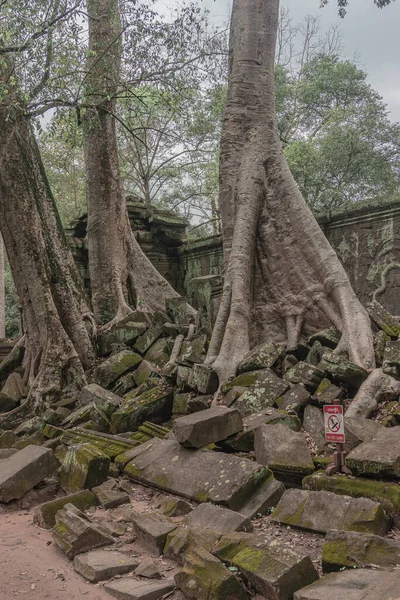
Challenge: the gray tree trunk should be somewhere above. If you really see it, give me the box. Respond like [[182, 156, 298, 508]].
[[0, 62, 95, 418], [0, 234, 5, 338], [84, 0, 180, 326], [207, 0, 375, 383]]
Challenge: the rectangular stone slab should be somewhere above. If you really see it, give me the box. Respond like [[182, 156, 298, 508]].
[[346, 427, 400, 477], [322, 530, 400, 572], [173, 406, 243, 448], [124, 438, 273, 510], [272, 489, 390, 536], [73, 549, 139, 582], [33, 490, 98, 529], [184, 502, 252, 534], [104, 578, 175, 600], [0, 445, 58, 503], [293, 568, 400, 600]]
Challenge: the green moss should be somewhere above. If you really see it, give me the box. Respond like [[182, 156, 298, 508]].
[[194, 490, 209, 503], [232, 546, 266, 571], [322, 539, 353, 571], [221, 372, 261, 393]]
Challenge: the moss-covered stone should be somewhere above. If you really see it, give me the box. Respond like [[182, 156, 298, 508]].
[[111, 386, 173, 434], [93, 350, 142, 389], [58, 443, 110, 494], [60, 427, 139, 458], [303, 470, 400, 526], [33, 490, 98, 529]]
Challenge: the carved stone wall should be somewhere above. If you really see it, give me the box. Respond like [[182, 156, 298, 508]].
[[67, 196, 400, 317]]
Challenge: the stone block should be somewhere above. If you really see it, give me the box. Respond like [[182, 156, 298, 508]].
[[234, 370, 290, 416], [0, 445, 58, 503], [173, 406, 243, 448], [53, 504, 114, 558], [0, 448, 18, 459], [158, 497, 192, 517], [303, 470, 400, 527], [74, 549, 139, 582], [0, 393, 17, 413], [382, 339, 400, 379], [144, 337, 174, 368], [59, 443, 110, 494], [213, 531, 319, 599], [238, 340, 284, 373], [188, 363, 218, 394], [177, 335, 207, 366], [318, 350, 368, 388], [92, 479, 130, 509], [133, 513, 177, 554], [175, 547, 249, 600], [312, 378, 342, 406], [255, 423, 315, 485], [94, 350, 142, 389], [134, 319, 164, 355], [0, 430, 18, 448], [111, 386, 173, 434], [343, 417, 384, 453], [60, 427, 139, 458], [322, 529, 400, 572], [346, 426, 400, 477], [33, 490, 98, 529], [302, 405, 326, 452], [367, 300, 400, 337], [272, 489, 390, 535], [124, 438, 275, 510], [283, 362, 325, 390], [308, 329, 341, 349], [238, 473, 285, 519], [164, 527, 220, 564], [134, 557, 161, 579], [276, 384, 311, 413], [97, 322, 147, 356], [293, 568, 400, 600], [79, 384, 122, 417], [104, 578, 175, 600], [184, 503, 252, 534]]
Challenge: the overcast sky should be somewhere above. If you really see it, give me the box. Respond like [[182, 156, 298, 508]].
[[157, 0, 400, 122]]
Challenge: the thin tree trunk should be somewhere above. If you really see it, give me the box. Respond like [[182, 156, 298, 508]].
[[0, 234, 5, 338], [207, 0, 374, 383], [0, 69, 95, 416], [84, 0, 180, 326]]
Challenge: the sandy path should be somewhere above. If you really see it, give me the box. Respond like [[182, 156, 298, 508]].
[[0, 511, 110, 600]]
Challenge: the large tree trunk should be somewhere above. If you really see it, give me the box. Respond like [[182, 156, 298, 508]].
[[0, 75, 95, 416], [207, 0, 375, 383], [84, 0, 180, 326], [0, 234, 5, 338]]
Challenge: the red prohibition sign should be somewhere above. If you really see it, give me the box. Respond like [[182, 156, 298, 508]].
[[328, 414, 341, 432]]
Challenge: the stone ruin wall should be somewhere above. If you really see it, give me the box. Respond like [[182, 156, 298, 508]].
[[66, 196, 400, 327]]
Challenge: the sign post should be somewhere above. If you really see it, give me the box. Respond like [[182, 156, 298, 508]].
[[324, 400, 351, 476]]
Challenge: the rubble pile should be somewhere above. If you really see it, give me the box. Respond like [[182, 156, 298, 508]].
[[1, 298, 400, 599]]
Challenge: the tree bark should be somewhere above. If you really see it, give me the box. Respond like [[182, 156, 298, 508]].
[[207, 0, 375, 383], [84, 0, 180, 326], [0, 70, 95, 415], [0, 234, 5, 338]]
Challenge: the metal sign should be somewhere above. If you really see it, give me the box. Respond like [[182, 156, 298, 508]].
[[324, 404, 345, 443]]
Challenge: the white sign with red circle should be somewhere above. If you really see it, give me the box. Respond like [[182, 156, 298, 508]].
[[324, 405, 345, 443]]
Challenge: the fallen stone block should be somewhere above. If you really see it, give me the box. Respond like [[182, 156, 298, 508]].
[[218, 408, 301, 453], [92, 479, 130, 509], [111, 386, 173, 434], [0, 392, 17, 413], [14, 429, 45, 450], [73, 549, 139, 582], [184, 502, 252, 534], [61, 403, 94, 428], [53, 504, 114, 558], [238, 340, 284, 374], [276, 384, 311, 413], [0, 448, 18, 459], [105, 578, 175, 600], [158, 497, 192, 517], [237, 473, 285, 519], [188, 363, 218, 394], [175, 547, 249, 600], [283, 362, 325, 390], [79, 384, 122, 417], [0, 430, 18, 448], [255, 423, 314, 485], [312, 378, 342, 407], [60, 427, 139, 458], [302, 405, 326, 452], [0, 445, 58, 503], [308, 329, 341, 349], [164, 526, 220, 564], [343, 417, 384, 453], [145, 337, 174, 367], [97, 322, 147, 356], [133, 513, 177, 554], [213, 531, 319, 599], [132, 360, 160, 387], [221, 386, 248, 407], [134, 317, 164, 355], [173, 407, 243, 448], [33, 490, 98, 529], [134, 557, 161, 579], [124, 438, 275, 510], [94, 350, 142, 389], [346, 426, 400, 477], [59, 443, 110, 494], [303, 470, 400, 527], [234, 370, 290, 416], [382, 339, 400, 379], [318, 350, 368, 388], [293, 568, 400, 600], [272, 489, 390, 535], [322, 529, 400, 572]]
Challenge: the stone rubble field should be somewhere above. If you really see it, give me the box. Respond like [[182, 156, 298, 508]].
[[1, 298, 400, 599]]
